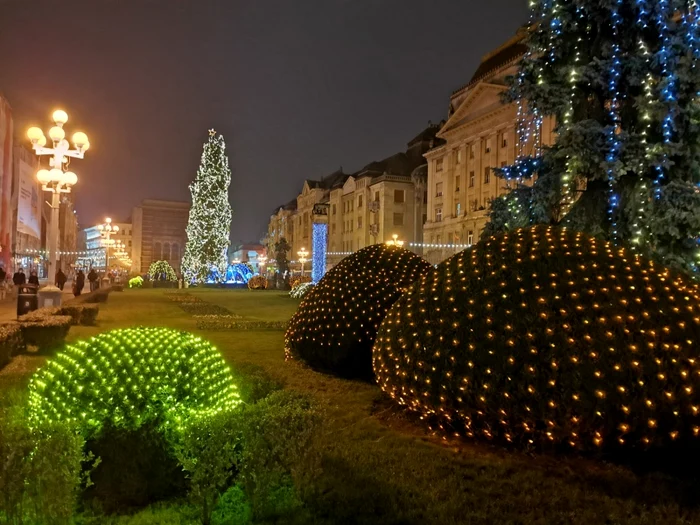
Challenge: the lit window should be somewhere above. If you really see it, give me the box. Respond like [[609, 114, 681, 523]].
[[455, 202, 461, 216], [469, 172, 475, 187], [467, 230, 474, 245], [435, 208, 443, 222], [484, 167, 491, 184]]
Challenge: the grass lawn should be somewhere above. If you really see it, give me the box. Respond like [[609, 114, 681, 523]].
[[3, 288, 700, 524]]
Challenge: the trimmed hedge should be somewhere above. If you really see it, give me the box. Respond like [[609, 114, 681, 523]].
[[285, 244, 432, 379], [58, 304, 100, 326], [0, 324, 24, 368], [20, 316, 72, 353], [373, 226, 700, 452], [69, 287, 112, 305], [248, 276, 269, 290]]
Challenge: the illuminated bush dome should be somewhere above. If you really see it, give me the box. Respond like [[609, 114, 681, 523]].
[[148, 260, 177, 282], [28, 327, 241, 435], [373, 226, 700, 452], [285, 244, 432, 379], [248, 275, 268, 290]]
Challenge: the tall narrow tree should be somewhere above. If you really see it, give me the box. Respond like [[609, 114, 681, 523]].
[[182, 130, 232, 283], [485, 0, 700, 275]]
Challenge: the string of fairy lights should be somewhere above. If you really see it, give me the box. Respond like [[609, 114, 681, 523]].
[[605, 0, 623, 241]]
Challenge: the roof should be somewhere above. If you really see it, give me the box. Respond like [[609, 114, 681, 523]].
[[357, 152, 417, 178], [452, 31, 527, 97], [407, 121, 443, 147]]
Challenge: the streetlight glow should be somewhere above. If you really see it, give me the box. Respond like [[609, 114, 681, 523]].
[[298, 247, 309, 276], [386, 234, 404, 247]]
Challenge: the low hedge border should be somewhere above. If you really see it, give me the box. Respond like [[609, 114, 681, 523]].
[[195, 318, 288, 331], [20, 315, 72, 353], [19, 305, 99, 326], [68, 287, 112, 305], [0, 324, 25, 368]]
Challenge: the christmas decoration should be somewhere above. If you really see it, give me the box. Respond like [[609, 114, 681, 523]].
[[374, 226, 700, 451], [247, 275, 268, 290], [488, 0, 700, 276], [148, 260, 177, 282], [285, 244, 432, 379], [290, 282, 314, 299], [311, 223, 328, 283], [289, 275, 312, 290], [28, 327, 241, 435], [182, 130, 233, 283], [128, 276, 144, 288]]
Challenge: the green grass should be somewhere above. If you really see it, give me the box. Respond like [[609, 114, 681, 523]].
[[3, 288, 700, 524]]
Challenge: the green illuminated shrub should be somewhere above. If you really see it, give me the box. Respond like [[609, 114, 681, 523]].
[[285, 244, 432, 379], [28, 327, 241, 434], [148, 260, 177, 282], [129, 276, 144, 288], [289, 282, 313, 299], [28, 327, 242, 511], [374, 226, 700, 452]]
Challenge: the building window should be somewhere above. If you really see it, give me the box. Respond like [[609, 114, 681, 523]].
[[436, 234, 441, 244], [436, 182, 443, 197], [456, 150, 462, 164], [394, 190, 405, 203], [435, 208, 443, 222], [374, 191, 379, 202], [422, 213, 427, 225], [332, 223, 337, 234], [129, 240, 132, 247], [455, 175, 461, 192], [467, 230, 474, 245], [469, 171, 475, 187], [455, 202, 461, 216], [470, 199, 478, 212], [436, 158, 444, 172], [358, 195, 363, 208], [357, 216, 362, 229], [485, 138, 492, 153], [501, 132, 508, 148], [484, 167, 491, 184], [393, 212, 404, 226], [470, 144, 475, 159], [332, 204, 336, 215]]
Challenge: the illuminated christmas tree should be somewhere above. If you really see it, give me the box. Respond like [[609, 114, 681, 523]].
[[182, 130, 232, 283], [486, 0, 700, 274]]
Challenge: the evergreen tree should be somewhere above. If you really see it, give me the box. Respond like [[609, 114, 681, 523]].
[[274, 238, 291, 281], [182, 130, 233, 283], [487, 0, 700, 274]]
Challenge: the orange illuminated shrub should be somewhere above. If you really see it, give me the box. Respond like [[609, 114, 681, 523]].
[[290, 275, 312, 290], [248, 276, 269, 290], [373, 226, 700, 452], [285, 244, 432, 379]]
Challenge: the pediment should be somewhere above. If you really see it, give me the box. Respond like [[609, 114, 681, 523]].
[[342, 176, 356, 194], [439, 82, 509, 137]]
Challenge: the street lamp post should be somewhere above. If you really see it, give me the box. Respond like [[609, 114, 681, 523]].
[[97, 218, 119, 273], [386, 234, 405, 247], [297, 247, 308, 276], [27, 110, 88, 284]]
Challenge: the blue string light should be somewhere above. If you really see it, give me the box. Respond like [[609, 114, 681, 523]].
[[311, 222, 328, 283], [606, 0, 623, 240]]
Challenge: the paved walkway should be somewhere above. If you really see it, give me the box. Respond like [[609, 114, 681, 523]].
[[0, 280, 77, 323]]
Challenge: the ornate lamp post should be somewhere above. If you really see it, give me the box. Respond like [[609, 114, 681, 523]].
[[97, 218, 119, 271], [386, 234, 405, 247], [297, 247, 308, 276], [27, 109, 88, 284]]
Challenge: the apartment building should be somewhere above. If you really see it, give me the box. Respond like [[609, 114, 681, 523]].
[[422, 32, 556, 264]]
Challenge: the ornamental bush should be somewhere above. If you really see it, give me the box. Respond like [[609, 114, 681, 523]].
[[289, 275, 312, 290], [248, 275, 269, 290], [28, 327, 241, 510], [373, 226, 700, 453], [148, 260, 177, 282], [285, 244, 432, 379], [290, 282, 314, 299]]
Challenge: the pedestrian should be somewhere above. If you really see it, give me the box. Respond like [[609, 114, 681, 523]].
[[13, 267, 26, 286], [88, 268, 98, 292], [74, 269, 85, 297], [0, 266, 6, 301], [28, 270, 39, 286], [55, 268, 67, 291]]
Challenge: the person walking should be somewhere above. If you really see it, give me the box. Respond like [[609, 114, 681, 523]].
[[74, 270, 85, 297], [28, 270, 39, 286], [0, 266, 7, 301], [88, 268, 98, 292], [55, 268, 67, 291]]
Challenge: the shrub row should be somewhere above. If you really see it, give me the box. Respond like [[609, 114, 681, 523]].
[[20, 304, 99, 327], [0, 324, 24, 369], [68, 286, 112, 305], [195, 317, 288, 331]]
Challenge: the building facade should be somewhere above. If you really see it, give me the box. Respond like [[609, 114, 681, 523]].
[[131, 199, 189, 275], [422, 33, 556, 264]]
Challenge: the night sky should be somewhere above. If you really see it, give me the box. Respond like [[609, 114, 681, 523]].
[[0, 0, 528, 243]]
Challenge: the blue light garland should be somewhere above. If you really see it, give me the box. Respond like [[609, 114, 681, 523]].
[[606, 0, 623, 239], [311, 222, 328, 284]]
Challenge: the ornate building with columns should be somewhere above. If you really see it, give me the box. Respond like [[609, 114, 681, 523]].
[[422, 32, 556, 264]]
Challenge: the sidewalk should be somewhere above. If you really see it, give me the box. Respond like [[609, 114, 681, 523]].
[[0, 280, 77, 323]]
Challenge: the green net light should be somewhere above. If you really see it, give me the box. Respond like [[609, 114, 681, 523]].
[[374, 226, 700, 451], [28, 327, 241, 435]]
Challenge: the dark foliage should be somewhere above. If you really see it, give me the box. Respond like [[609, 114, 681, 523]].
[[374, 226, 700, 453], [285, 244, 432, 379]]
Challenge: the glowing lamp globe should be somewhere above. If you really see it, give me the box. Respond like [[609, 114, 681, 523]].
[[36, 169, 51, 185], [48, 168, 63, 183], [113, 225, 120, 233], [63, 171, 78, 186], [48, 126, 65, 142], [72, 131, 88, 148], [27, 127, 44, 143], [37, 135, 47, 147], [83, 142, 91, 152], [52, 109, 68, 125]]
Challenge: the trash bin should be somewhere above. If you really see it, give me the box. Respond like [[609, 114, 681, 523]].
[[38, 285, 63, 308], [17, 285, 38, 317]]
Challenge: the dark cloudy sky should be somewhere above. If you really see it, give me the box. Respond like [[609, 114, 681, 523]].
[[0, 0, 527, 243]]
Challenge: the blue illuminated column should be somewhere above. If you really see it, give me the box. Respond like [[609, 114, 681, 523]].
[[311, 203, 329, 283], [312, 223, 328, 283]]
